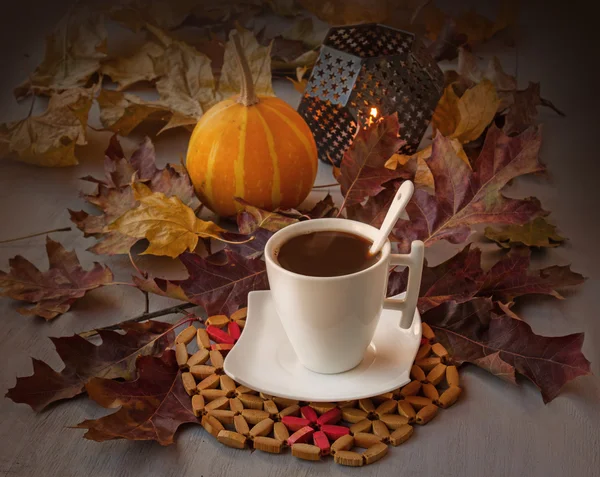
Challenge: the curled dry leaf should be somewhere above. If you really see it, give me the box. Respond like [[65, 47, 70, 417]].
[[134, 250, 268, 316], [389, 126, 546, 252], [485, 217, 565, 248], [69, 135, 199, 255], [236, 198, 302, 234], [77, 350, 199, 445], [424, 298, 591, 403], [388, 245, 585, 313], [5, 320, 174, 411], [1, 87, 93, 167], [100, 41, 165, 90], [0, 237, 113, 319], [432, 79, 500, 144], [14, 8, 107, 99], [109, 182, 225, 258], [337, 114, 407, 211]]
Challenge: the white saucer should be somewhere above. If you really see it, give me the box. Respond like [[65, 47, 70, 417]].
[[224, 290, 422, 402]]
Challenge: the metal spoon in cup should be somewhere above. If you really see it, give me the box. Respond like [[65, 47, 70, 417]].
[[368, 181, 414, 256]]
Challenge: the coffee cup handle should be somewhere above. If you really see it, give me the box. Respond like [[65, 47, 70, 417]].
[[383, 240, 424, 329]]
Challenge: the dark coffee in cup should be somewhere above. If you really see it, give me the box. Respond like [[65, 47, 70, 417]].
[[275, 231, 379, 277]]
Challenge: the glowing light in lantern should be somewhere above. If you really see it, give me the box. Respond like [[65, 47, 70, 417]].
[[366, 107, 379, 127], [370, 108, 378, 118]]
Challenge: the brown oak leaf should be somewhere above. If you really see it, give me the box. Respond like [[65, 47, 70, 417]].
[[485, 217, 565, 248], [5, 320, 174, 411], [390, 125, 546, 252], [337, 114, 406, 211], [0, 237, 113, 319], [134, 250, 268, 315], [77, 350, 199, 445], [424, 298, 591, 403]]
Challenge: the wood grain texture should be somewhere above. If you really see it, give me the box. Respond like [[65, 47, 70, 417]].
[[1, 0, 600, 476]]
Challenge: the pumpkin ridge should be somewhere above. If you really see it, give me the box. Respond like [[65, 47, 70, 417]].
[[261, 102, 318, 179], [204, 126, 231, 209], [253, 108, 281, 209], [234, 107, 248, 200]]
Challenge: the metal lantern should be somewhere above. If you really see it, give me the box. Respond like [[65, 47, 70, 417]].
[[298, 23, 444, 166]]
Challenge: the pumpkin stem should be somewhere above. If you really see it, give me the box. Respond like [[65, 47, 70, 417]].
[[232, 32, 259, 107]]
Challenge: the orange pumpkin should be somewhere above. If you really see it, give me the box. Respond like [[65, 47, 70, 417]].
[[186, 34, 318, 217]]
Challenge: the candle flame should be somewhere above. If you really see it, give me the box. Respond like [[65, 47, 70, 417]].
[[370, 107, 378, 118]]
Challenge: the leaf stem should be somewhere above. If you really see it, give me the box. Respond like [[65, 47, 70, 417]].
[[540, 97, 566, 117], [312, 183, 340, 189], [78, 303, 198, 339], [0, 227, 71, 244]]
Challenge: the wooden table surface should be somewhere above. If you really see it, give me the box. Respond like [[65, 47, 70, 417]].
[[1, 1, 599, 476]]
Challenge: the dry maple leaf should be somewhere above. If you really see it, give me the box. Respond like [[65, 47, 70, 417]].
[[5, 320, 174, 411], [218, 27, 275, 99], [69, 136, 199, 255], [424, 298, 591, 403], [77, 350, 199, 445], [109, 182, 225, 258], [96, 89, 172, 136], [0, 237, 113, 319], [337, 114, 407, 212], [0, 87, 93, 167], [485, 217, 565, 248], [432, 79, 500, 143], [134, 250, 268, 316], [390, 126, 546, 252], [14, 8, 107, 100], [100, 41, 165, 90], [388, 245, 585, 314]]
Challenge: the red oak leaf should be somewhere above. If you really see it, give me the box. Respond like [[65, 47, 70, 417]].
[[423, 298, 591, 403], [5, 320, 174, 411], [388, 245, 584, 313], [69, 135, 199, 255], [390, 125, 546, 252], [134, 250, 268, 315], [77, 350, 198, 445], [0, 237, 113, 319], [337, 114, 407, 211], [479, 247, 585, 302]]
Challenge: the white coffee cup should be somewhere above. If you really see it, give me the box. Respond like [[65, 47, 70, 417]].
[[265, 218, 424, 374]]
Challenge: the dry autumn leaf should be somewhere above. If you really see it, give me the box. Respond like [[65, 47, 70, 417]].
[[485, 217, 565, 248], [388, 245, 584, 314], [69, 136, 199, 255], [0, 237, 113, 319], [14, 8, 107, 99], [100, 41, 165, 90], [432, 79, 500, 143], [5, 320, 175, 411], [337, 114, 407, 211], [1, 87, 93, 167], [287, 66, 309, 93], [235, 198, 302, 234], [108, 182, 225, 258], [385, 138, 470, 192], [389, 126, 546, 252], [218, 28, 275, 99], [424, 298, 591, 403], [77, 350, 199, 445], [134, 250, 268, 316]]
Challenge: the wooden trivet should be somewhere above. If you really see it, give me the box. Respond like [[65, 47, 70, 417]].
[[175, 309, 462, 466]]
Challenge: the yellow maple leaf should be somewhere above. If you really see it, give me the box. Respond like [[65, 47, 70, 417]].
[[108, 183, 226, 258], [0, 87, 93, 167], [432, 79, 500, 144]]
